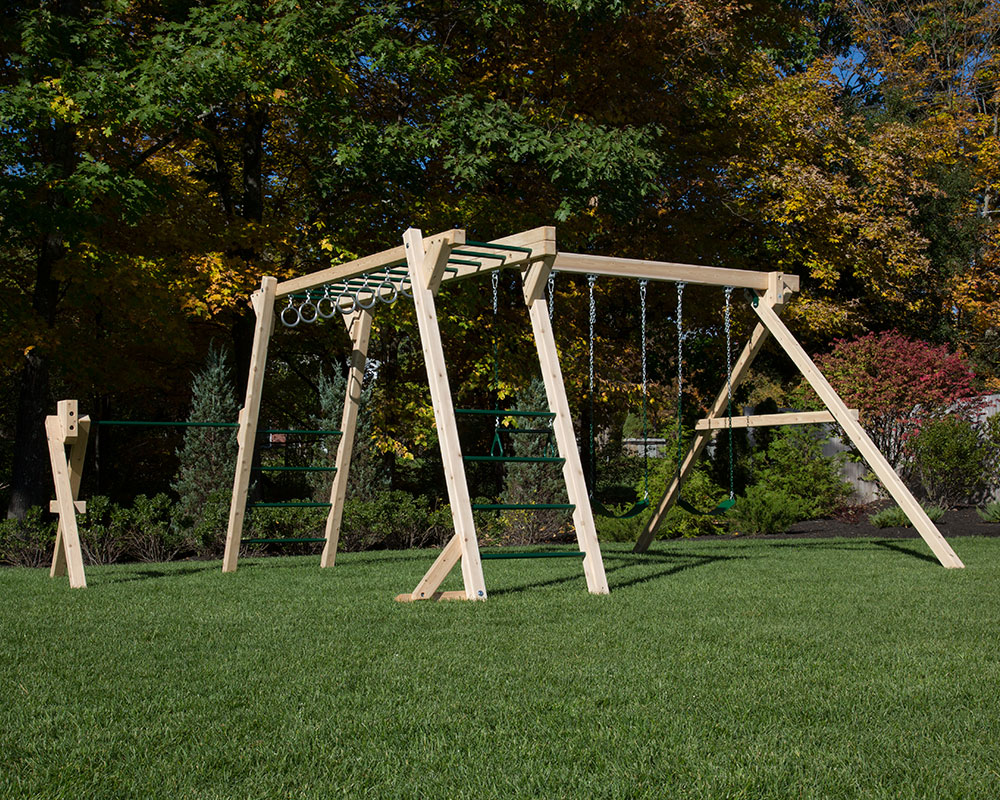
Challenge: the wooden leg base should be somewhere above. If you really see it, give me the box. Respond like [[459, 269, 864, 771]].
[[395, 590, 468, 603]]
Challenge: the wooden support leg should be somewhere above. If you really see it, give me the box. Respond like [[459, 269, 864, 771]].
[[321, 308, 374, 568], [527, 295, 609, 594], [403, 228, 487, 600], [751, 298, 964, 568], [395, 533, 464, 601], [50, 417, 91, 579], [635, 321, 772, 552], [223, 276, 278, 573], [46, 415, 88, 588]]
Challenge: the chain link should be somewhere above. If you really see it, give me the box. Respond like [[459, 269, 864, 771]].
[[588, 274, 597, 491], [675, 282, 685, 476], [639, 279, 649, 499], [547, 270, 555, 321]]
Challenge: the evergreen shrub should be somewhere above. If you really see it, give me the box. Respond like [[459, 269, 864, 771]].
[[869, 504, 945, 528]]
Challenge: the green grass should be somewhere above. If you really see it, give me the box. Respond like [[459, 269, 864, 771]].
[[3, 538, 1000, 799]]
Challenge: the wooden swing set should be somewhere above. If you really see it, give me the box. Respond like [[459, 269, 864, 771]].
[[46, 225, 964, 592]]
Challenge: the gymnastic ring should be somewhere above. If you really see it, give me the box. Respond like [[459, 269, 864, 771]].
[[280, 303, 301, 327], [378, 278, 397, 304], [298, 299, 319, 324]]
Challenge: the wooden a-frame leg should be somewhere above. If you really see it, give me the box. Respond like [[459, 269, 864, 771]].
[[635, 321, 771, 552], [527, 295, 609, 594], [50, 417, 91, 579], [321, 308, 373, 568], [403, 228, 487, 601], [46, 416, 87, 588], [223, 276, 278, 573], [751, 298, 964, 569]]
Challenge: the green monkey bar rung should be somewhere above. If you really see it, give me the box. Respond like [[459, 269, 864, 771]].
[[480, 550, 586, 560], [252, 466, 338, 472], [451, 249, 506, 261], [454, 409, 556, 419], [464, 456, 564, 464], [241, 537, 327, 545], [465, 240, 533, 254], [246, 502, 332, 508], [96, 420, 238, 428], [447, 258, 482, 267], [257, 428, 342, 436], [471, 503, 575, 511]]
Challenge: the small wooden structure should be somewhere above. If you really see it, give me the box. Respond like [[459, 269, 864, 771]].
[[45, 400, 90, 589], [46, 225, 964, 589]]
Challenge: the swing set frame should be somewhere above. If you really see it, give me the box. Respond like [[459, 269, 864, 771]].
[[45, 225, 963, 592]]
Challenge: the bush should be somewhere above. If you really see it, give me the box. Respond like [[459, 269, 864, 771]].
[[906, 416, 987, 507], [125, 493, 190, 562], [748, 426, 852, 519], [0, 506, 56, 567], [338, 490, 451, 551], [869, 504, 945, 528], [78, 495, 128, 565], [727, 485, 807, 535], [976, 501, 1000, 523]]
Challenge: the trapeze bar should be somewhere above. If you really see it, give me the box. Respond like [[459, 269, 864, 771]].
[[454, 408, 556, 418], [97, 420, 238, 428], [553, 252, 799, 292]]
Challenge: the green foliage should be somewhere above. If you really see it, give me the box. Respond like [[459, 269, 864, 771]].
[[907, 416, 987, 507], [977, 501, 1000, 523], [0, 507, 55, 567], [307, 369, 346, 501], [727, 485, 808, 536], [338, 490, 451, 551], [170, 347, 238, 551], [748, 426, 852, 519], [869, 504, 945, 528]]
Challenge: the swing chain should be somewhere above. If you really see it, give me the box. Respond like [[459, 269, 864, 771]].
[[724, 286, 734, 501], [639, 279, 649, 500], [547, 270, 555, 321], [588, 274, 597, 492], [675, 282, 685, 477]]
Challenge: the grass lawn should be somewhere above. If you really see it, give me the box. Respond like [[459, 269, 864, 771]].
[[3, 537, 1000, 799]]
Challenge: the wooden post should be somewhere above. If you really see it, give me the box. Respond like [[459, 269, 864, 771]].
[[403, 228, 487, 600], [223, 276, 278, 573], [634, 321, 772, 552], [751, 297, 964, 568], [320, 308, 373, 567], [46, 409, 89, 589], [526, 289, 609, 594]]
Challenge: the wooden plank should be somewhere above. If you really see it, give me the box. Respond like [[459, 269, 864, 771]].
[[635, 321, 772, 552], [275, 229, 463, 298], [422, 231, 464, 293], [522, 255, 555, 305], [527, 297, 609, 594], [45, 416, 87, 588], [401, 533, 464, 601], [404, 228, 488, 600], [395, 590, 467, 603], [50, 500, 86, 513], [57, 399, 79, 443], [320, 308, 373, 568], [554, 253, 800, 293], [752, 298, 964, 569], [223, 276, 277, 573], [694, 410, 859, 431]]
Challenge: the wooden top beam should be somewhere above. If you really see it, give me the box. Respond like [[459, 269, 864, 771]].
[[275, 230, 465, 298], [552, 252, 799, 293]]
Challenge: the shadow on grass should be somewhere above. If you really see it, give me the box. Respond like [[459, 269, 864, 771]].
[[96, 563, 221, 584], [762, 537, 942, 565], [487, 549, 752, 597]]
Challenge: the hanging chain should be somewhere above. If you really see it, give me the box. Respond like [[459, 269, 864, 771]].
[[724, 286, 735, 501], [675, 282, 685, 477], [491, 271, 501, 446], [588, 274, 597, 493], [547, 270, 555, 321], [640, 279, 649, 500]]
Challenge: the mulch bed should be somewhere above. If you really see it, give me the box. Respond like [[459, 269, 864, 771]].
[[761, 504, 1000, 540]]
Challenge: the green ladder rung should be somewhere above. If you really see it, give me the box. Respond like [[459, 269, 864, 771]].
[[253, 466, 338, 472], [242, 537, 327, 545], [97, 420, 238, 428], [246, 502, 332, 508], [480, 550, 586, 560], [257, 428, 341, 436], [464, 456, 564, 464], [454, 408, 556, 418], [472, 503, 575, 511]]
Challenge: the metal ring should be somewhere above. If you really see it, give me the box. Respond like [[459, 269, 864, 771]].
[[280, 302, 300, 328], [356, 287, 376, 309], [378, 278, 397, 304], [298, 297, 318, 324], [400, 278, 413, 298], [317, 293, 338, 319], [337, 290, 355, 314]]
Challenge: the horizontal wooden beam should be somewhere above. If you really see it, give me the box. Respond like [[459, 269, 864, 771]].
[[694, 410, 858, 430], [275, 230, 464, 298], [553, 252, 799, 293]]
